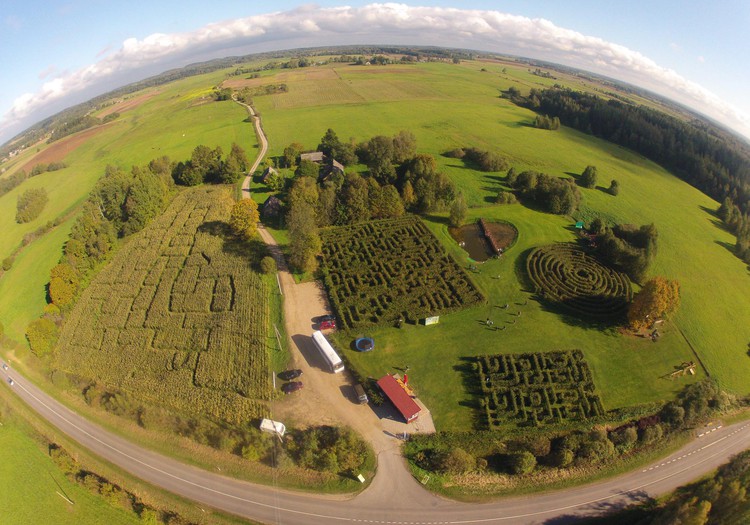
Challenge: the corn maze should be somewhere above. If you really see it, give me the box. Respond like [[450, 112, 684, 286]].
[[55, 187, 271, 424], [474, 351, 604, 429], [320, 216, 483, 330], [526, 244, 632, 319]]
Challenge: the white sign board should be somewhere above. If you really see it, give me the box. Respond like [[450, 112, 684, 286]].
[[424, 316, 440, 326]]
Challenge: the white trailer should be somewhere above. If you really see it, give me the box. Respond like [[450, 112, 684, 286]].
[[259, 418, 286, 437]]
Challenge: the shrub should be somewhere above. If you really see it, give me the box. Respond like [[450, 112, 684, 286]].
[[260, 256, 276, 274], [508, 451, 537, 475], [444, 148, 465, 159], [610, 426, 638, 452], [436, 447, 476, 474], [551, 447, 574, 468], [495, 191, 517, 204], [609, 179, 620, 196], [640, 423, 664, 444], [2, 257, 14, 271]]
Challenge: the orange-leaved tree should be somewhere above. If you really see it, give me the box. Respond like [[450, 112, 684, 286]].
[[627, 276, 680, 330]]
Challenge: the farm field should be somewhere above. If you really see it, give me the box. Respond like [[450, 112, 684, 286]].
[[53, 186, 272, 425], [0, 69, 255, 350], [0, 418, 139, 525], [245, 59, 748, 425], [320, 216, 483, 329]]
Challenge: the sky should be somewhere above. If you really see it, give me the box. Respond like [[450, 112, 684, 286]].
[[2, 1, 750, 145]]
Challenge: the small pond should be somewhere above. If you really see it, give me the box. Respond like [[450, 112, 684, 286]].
[[449, 220, 519, 262], [449, 223, 494, 262]]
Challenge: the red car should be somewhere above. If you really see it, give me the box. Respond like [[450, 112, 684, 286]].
[[282, 381, 303, 394], [318, 314, 336, 330]]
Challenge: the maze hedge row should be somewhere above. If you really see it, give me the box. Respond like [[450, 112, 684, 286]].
[[320, 216, 483, 330], [55, 187, 271, 424], [474, 351, 604, 429], [526, 244, 632, 319]]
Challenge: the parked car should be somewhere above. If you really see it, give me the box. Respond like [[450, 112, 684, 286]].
[[1, 362, 8, 370], [7, 378, 14, 386], [318, 314, 337, 330], [278, 369, 303, 381], [281, 381, 303, 394]]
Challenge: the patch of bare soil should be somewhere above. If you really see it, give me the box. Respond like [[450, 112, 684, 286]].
[[21, 123, 114, 173], [98, 92, 158, 118]]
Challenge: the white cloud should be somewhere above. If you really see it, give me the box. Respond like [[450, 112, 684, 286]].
[[3, 3, 750, 141], [669, 42, 682, 52], [697, 55, 705, 63]]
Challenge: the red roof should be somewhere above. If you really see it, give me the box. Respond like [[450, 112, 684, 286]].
[[377, 375, 421, 422]]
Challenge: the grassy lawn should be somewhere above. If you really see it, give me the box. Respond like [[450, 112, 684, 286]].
[[332, 206, 700, 430], [0, 217, 74, 343], [0, 416, 138, 525], [249, 60, 749, 427]]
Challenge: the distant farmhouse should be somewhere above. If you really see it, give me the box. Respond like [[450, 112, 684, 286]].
[[262, 195, 283, 219], [300, 151, 345, 183]]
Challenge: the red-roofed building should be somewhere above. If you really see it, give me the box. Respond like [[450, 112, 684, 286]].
[[377, 375, 421, 422]]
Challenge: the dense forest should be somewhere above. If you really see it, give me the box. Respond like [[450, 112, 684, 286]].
[[513, 87, 750, 263]]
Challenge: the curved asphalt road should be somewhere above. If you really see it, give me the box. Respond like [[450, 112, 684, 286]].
[[2, 366, 749, 524], [1, 101, 748, 524]]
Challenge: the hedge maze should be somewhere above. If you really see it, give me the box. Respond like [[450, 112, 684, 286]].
[[320, 216, 483, 330], [526, 244, 632, 319], [55, 187, 271, 424], [474, 351, 604, 429]]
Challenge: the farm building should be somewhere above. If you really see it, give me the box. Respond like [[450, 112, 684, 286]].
[[261, 166, 278, 184], [377, 374, 421, 423], [300, 151, 325, 163], [262, 195, 283, 219], [320, 159, 345, 182]]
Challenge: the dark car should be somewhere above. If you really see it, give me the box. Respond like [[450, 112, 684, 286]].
[[281, 381, 303, 394], [278, 369, 303, 381]]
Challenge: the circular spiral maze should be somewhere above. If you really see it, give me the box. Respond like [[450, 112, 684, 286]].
[[526, 244, 632, 319]]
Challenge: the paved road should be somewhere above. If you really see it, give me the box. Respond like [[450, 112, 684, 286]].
[[3, 364, 749, 524]]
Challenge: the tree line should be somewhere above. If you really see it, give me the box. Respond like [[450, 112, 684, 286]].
[[25, 156, 174, 357], [513, 87, 750, 264]]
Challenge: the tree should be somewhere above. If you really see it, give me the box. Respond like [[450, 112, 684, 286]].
[[628, 276, 680, 330], [362, 135, 396, 185], [295, 159, 320, 179], [580, 165, 598, 188], [392, 130, 417, 164], [282, 142, 304, 168], [370, 184, 405, 219], [229, 199, 260, 240], [218, 143, 249, 184], [26, 317, 58, 357], [339, 173, 371, 224], [609, 179, 620, 196], [49, 263, 79, 308], [401, 180, 416, 209], [449, 193, 467, 227]]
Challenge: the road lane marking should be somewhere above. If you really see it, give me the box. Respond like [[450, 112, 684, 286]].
[[9, 377, 750, 524]]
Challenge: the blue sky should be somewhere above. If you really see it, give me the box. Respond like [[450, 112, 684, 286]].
[[2, 1, 749, 143]]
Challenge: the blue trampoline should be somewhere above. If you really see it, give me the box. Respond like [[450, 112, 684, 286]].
[[355, 337, 375, 352]]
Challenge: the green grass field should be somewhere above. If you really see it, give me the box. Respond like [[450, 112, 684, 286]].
[[0, 419, 138, 525], [1, 57, 748, 439], [247, 60, 749, 428]]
